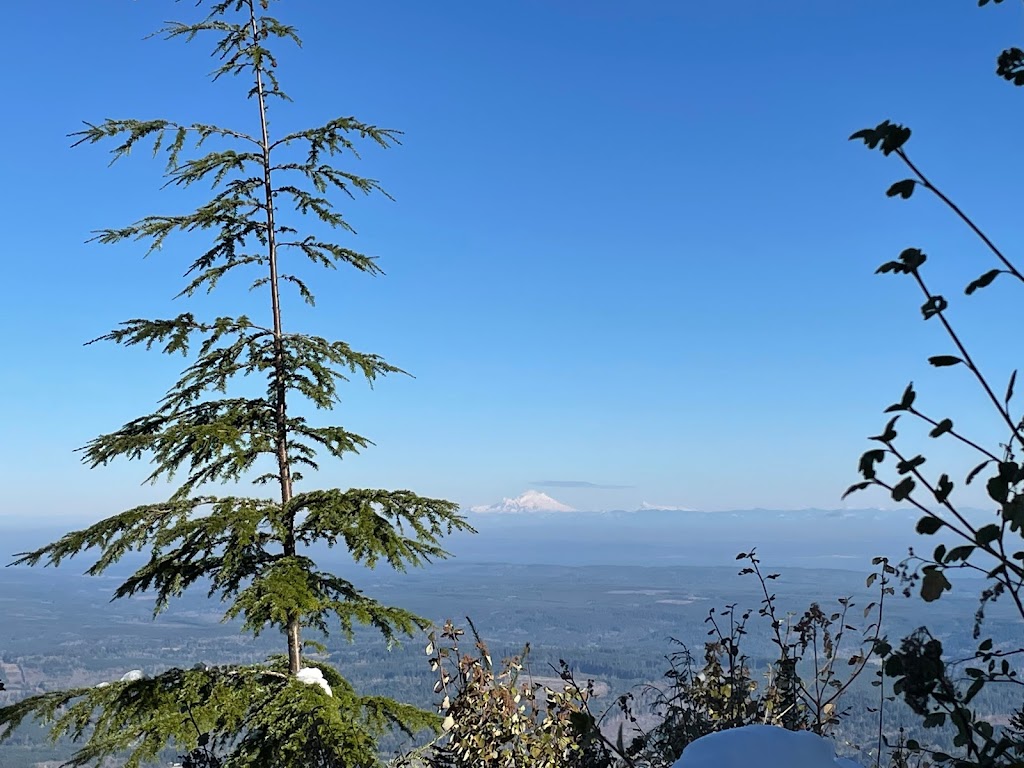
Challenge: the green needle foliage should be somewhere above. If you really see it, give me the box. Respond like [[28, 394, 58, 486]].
[[0, 1, 472, 766]]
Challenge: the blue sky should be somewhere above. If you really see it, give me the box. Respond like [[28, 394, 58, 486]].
[[2, 0, 1021, 521]]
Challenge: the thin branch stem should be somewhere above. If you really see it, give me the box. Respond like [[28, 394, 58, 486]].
[[910, 270, 1023, 444], [896, 148, 1024, 284], [906, 407, 1002, 462], [870, 472, 1024, 583]]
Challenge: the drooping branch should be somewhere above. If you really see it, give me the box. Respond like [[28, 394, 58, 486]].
[[291, 488, 474, 569]]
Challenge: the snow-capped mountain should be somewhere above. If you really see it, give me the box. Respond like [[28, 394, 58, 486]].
[[469, 490, 576, 514], [637, 501, 698, 512]]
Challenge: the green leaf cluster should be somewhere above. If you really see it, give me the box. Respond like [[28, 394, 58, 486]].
[[847, 2, 1024, 764]]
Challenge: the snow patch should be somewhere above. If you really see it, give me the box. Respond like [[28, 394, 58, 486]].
[[672, 725, 862, 768], [296, 667, 333, 697], [95, 669, 145, 687]]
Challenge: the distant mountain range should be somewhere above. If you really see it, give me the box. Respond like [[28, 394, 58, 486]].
[[6, 495, 998, 572], [451, 493, 999, 570], [468, 490, 702, 514], [465, 489, 917, 517]]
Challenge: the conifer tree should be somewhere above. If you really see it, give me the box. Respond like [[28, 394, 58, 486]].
[[0, 1, 471, 765]]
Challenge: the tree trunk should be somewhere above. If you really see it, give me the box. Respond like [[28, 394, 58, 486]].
[[249, 0, 302, 677]]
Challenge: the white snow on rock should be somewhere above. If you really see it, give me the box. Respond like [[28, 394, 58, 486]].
[[95, 670, 144, 688], [672, 725, 863, 768], [296, 667, 333, 697], [470, 490, 577, 514]]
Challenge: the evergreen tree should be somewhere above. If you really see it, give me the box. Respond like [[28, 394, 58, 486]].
[[0, 1, 471, 765]]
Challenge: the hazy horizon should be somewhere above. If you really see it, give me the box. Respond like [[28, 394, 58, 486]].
[[5, 503, 964, 574]]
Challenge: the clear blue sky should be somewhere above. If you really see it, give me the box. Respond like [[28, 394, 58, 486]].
[[2, 0, 1020, 521]]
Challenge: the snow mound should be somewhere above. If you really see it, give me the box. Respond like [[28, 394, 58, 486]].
[[120, 670, 144, 682], [672, 725, 862, 768], [295, 667, 333, 697]]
